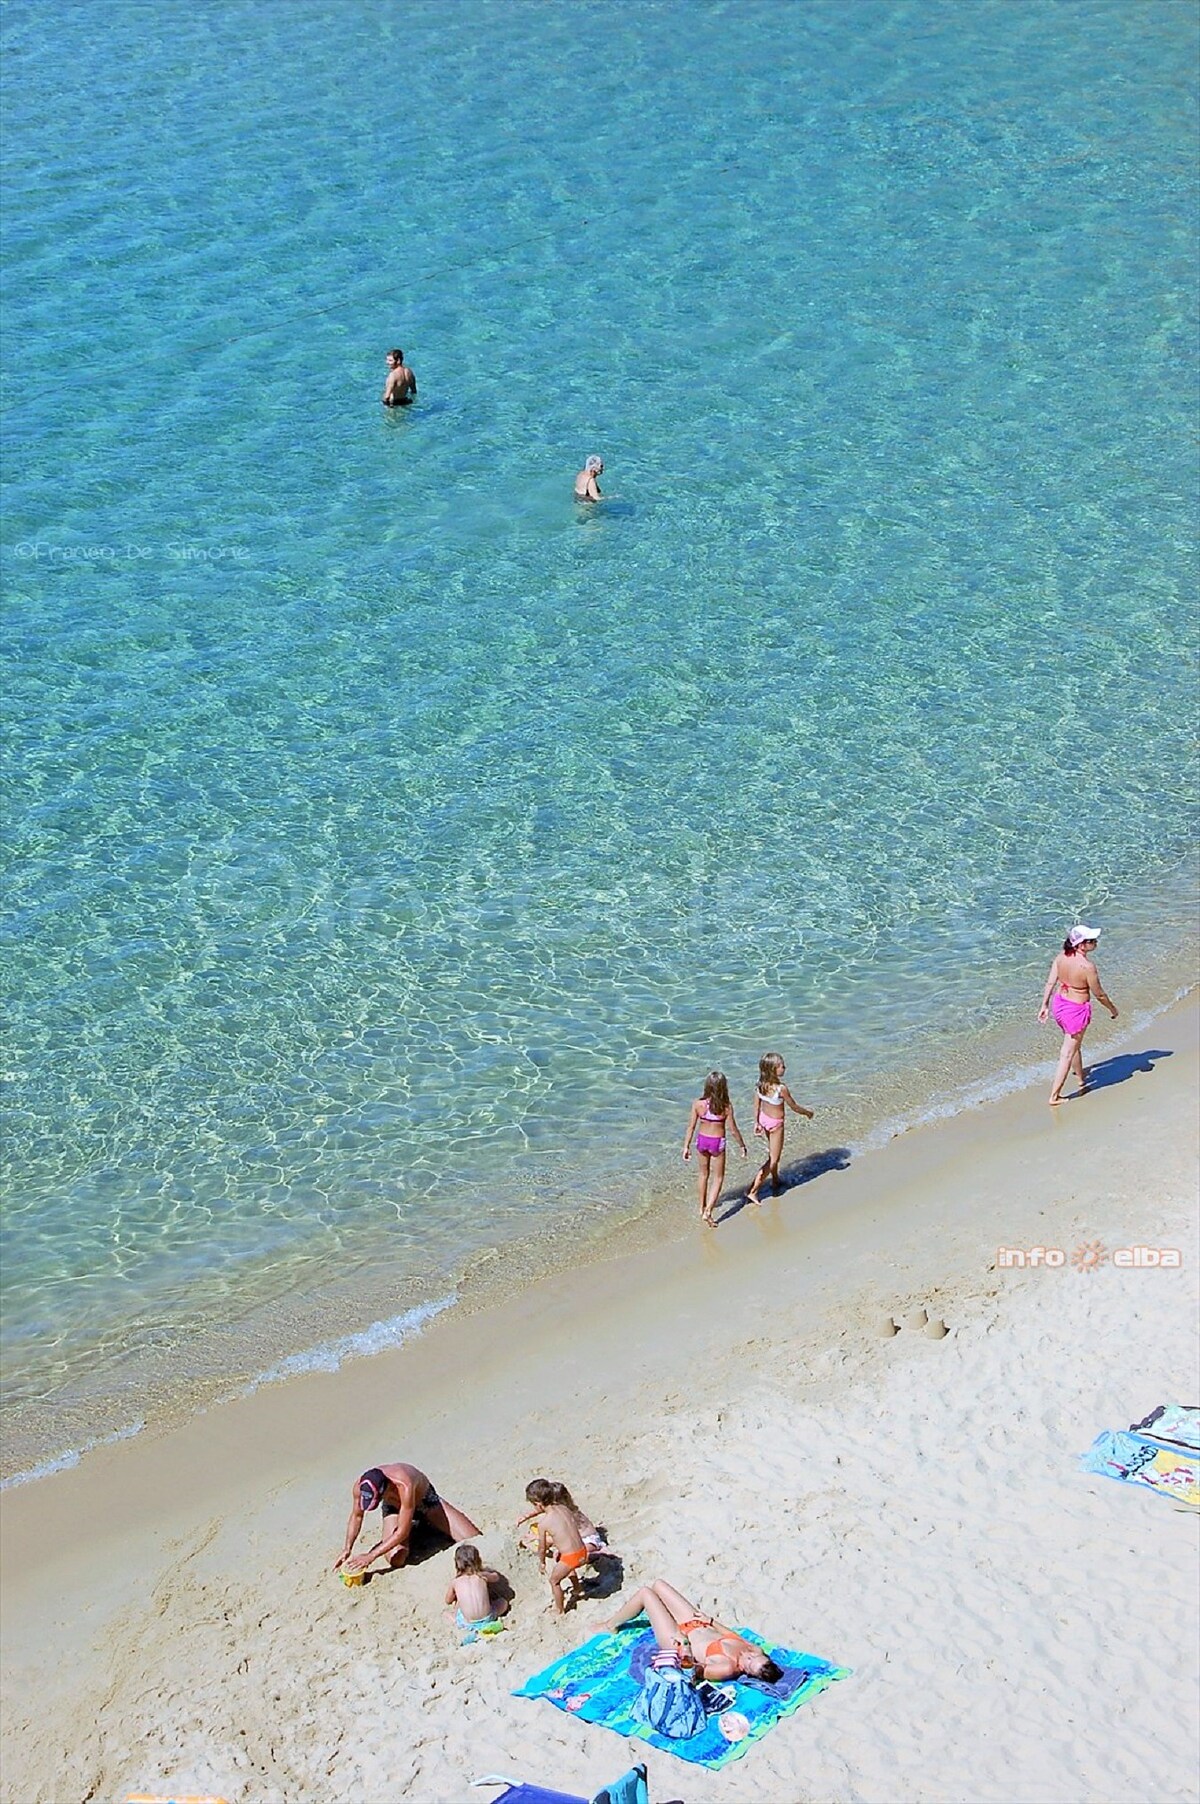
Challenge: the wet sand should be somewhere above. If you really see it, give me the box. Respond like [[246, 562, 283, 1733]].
[[2, 998, 1197, 1804]]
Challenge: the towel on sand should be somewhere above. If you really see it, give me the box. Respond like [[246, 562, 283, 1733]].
[[515, 1623, 849, 1769], [1129, 1404, 1200, 1452], [1081, 1430, 1199, 1510]]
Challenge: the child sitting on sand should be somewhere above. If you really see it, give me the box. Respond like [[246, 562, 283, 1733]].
[[443, 1544, 509, 1637], [519, 1481, 595, 1614]]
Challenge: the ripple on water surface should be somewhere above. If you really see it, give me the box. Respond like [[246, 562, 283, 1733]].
[[1, 0, 1197, 1475]]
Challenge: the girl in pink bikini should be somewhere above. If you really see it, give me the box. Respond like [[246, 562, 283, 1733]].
[[1038, 925, 1119, 1106], [683, 1070, 747, 1228], [746, 1052, 815, 1205]]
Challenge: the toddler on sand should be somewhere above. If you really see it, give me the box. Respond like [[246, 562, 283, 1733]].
[[444, 1543, 509, 1636], [518, 1480, 597, 1614], [517, 1477, 609, 1558]]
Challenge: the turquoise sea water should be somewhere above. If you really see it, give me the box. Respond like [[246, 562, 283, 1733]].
[[2, 0, 1197, 1476]]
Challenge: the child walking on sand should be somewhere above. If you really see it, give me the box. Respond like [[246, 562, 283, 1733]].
[[517, 1479, 610, 1560], [746, 1052, 814, 1205], [443, 1544, 509, 1636], [523, 1485, 592, 1614], [684, 1070, 747, 1228]]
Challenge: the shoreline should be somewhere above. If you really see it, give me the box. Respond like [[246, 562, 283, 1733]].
[[3, 919, 1195, 1489], [2, 994, 1195, 1802]]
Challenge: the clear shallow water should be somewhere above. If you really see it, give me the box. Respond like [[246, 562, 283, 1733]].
[[2, 0, 1197, 1474]]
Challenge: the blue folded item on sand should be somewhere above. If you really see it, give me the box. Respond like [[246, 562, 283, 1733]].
[[488, 1768, 647, 1804], [514, 1623, 850, 1769], [490, 1788, 586, 1804], [591, 1767, 648, 1804]]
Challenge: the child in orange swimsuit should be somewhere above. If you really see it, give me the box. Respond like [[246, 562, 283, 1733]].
[[746, 1052, 814, 1205], [683, 1070, 747, 1228], [517, 1478, 610, 1561], [528, 1491, 592, 1613]]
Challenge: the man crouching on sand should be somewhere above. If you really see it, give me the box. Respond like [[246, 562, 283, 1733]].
[[334, 1462, 480, 1574]]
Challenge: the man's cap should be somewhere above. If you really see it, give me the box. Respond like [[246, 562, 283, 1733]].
[[358, 1467, 388, 1510]]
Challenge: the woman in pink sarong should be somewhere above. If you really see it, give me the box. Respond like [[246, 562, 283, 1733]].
[[1038, 926, 1119, 1106]]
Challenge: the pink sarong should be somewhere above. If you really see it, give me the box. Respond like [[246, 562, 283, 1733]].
[[1052, 991, 1091, 1036]]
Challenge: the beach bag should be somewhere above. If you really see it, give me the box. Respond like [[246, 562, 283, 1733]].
[[639, 1662, 705, 1739]]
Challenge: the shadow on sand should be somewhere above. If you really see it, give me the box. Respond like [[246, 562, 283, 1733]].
[[1083, 1048, 1173, 1093], [713, 1144, 852, 1227], [354, 1518, 457, 1578], [581, 1550, 625, 1600]]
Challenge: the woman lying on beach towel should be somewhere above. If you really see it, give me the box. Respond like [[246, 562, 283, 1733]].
[[597, 1578, 782, 1685]]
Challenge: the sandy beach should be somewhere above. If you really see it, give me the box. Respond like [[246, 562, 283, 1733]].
[[2, 997, 1197, 1804]]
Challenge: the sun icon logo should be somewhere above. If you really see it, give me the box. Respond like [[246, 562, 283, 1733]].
[[1071, 1239, 1108, 1272]]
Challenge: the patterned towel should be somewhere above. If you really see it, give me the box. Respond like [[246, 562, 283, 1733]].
[[514, 1623, 849, 1769], [1129, 1404, 1200, 1453], [1080, 1430, 1200, 1510]]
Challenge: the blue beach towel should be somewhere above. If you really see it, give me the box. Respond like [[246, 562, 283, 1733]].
[[1080, 1430, 1199, 1510], [514, 1623, 849, 1769]]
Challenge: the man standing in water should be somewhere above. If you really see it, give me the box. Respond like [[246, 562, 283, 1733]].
[[382, 348, 417, 406], [334, 1461, 479, 1573]]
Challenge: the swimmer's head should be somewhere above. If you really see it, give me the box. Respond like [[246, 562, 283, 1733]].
[[454, 1543, 483, 1574], [585, 455, 603, 474], [702, 1070, 730, 1113], [759, 1052, 785, 1088], [358, 1467, 388, 1511], [387, 348, 404, 366], [1065, 924, 1101, 954]]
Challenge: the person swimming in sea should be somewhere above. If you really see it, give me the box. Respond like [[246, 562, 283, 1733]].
[[382, 348, 417, 406], [1037, 925, 1118, 1106], [683, 1070, 747, 1228], [574, 455, 605, 501]]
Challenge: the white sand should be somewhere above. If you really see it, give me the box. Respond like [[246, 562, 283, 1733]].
[[2, 1000, 1197, 1804]]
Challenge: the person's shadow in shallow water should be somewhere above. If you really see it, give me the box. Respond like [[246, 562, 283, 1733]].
[[714, 1145, 852, 1227], [1084, 1048, 1173, 1093]]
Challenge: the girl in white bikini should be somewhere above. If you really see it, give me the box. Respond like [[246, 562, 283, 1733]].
[[683, 1070, 747, 1228], [746, 1052, 814, 1205]]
